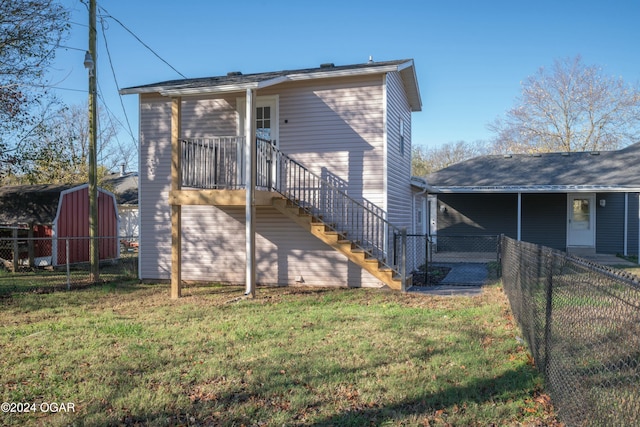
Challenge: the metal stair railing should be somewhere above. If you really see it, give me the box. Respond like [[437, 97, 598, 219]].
[[180, 136, 408, 289], [257, 138, 408, 289]]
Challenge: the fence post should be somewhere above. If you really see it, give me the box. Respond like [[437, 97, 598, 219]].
[[12, 228, 18, 273], [424, 233, 429, 279], [66, 238, 70, 290], [543, 249, 553, 376], [401, 228, 407, 292]]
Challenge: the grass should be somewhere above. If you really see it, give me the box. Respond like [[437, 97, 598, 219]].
[[0, 283, 558, 426], [0, 257, 138, 295]]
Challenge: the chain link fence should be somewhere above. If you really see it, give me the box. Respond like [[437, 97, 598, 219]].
[[501, 235, 640, 426], [406, 234, 500, 286], [0, 235, 138, 296]]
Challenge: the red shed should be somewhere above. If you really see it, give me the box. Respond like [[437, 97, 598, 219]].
[[0, 184, 119, 266]]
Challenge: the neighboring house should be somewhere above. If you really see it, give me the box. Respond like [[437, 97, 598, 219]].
[[425, 143, 640, 256], [0, 184, 120, 267], [102, 169, 139, 240], [121, 59, 423, 294]]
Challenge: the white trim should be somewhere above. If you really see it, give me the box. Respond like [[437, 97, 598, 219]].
[[137, 98, 142, 279], [382, 74, 388, 213], [237, 95, 280, 142], [432, 185, 640, 193], [381, 73, 389, 256], [517, 193, 522, 241], [142, 76, 290, 97]]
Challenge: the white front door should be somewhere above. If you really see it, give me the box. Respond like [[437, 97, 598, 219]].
[[567, 193, 595, 247], [237, 96, 279, 188]]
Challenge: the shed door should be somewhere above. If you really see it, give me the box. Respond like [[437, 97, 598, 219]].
[[567, 193, 595, 247]]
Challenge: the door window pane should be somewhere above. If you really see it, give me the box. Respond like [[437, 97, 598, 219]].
[[256, 106, 271, 140], [572, 199, 590, 230]]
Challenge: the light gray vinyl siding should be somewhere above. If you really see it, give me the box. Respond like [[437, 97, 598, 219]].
[[179, 205, 382, 287], [274, 75, 385, 209], [138, 89, 384, 287], [521, 193, 567, 251], [385, 72, 413, 231], [139, 94, 172, 280], [181, 96, 238, 138]]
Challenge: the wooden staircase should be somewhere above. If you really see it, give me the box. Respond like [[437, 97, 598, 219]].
[[272, 197, 406, 290]]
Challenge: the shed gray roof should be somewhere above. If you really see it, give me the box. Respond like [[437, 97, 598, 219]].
[[0, 184, 76, 225], [426, 143, 640, 193], [120, 59, 422, 111]]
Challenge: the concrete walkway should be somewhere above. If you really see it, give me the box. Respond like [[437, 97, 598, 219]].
[[409, 262, 489, 296], [572, 253, 638, 267]]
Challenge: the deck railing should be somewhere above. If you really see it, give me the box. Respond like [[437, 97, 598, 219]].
[[181, 137, 244, 189], [180, 137, 408, 289]]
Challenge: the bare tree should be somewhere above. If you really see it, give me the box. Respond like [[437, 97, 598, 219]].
[[490, 56, 640, 153], [412, 140, 490, 176], [4, 103, 134, 185], [0, 0, 70, 158]]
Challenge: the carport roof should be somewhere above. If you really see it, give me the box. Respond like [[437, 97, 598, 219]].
[[425, 143, 640, 193]]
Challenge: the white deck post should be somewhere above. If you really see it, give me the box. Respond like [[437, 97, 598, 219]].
[[245, 88, 257, 297]]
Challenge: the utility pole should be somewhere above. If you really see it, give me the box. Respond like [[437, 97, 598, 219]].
[[87, 0, 99, 282]]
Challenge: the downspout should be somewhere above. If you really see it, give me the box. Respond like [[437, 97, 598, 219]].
[[411, 178, 428, 277], [245, 88, 257, 297]]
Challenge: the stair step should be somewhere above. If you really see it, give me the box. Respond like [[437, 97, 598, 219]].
[[273, 195, 403, 291]]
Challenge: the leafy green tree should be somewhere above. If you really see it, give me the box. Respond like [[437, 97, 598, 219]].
[[4, 103, 132, 185], [0, 0, 70, 172]]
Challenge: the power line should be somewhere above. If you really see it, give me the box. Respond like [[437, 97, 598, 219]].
[[99, 15, 137, 149], [97, 5, 188, 79]]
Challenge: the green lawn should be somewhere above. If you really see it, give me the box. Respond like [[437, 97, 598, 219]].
[[0, 283, 558, 426]]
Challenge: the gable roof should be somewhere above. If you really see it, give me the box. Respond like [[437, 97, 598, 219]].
[[0, 184, 76, 225], [120, 59, 422, 111], [426, 143, 640, 193], [102, 172, 138, 205]]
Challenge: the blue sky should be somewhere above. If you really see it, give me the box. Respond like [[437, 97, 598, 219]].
[[50, 0, 640, 165]]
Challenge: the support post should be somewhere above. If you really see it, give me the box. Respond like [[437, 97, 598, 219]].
[[88, 0, 99, 282], [245, 88, 256, 297], [27, 224, 34, 268], [12, 228, 18, 272], [400, 227, 407, 291], [517, 192, 522, 241], [170, 97, 182, 299]]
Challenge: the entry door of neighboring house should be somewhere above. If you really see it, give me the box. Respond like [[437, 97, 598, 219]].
[[567, 193, 596, 247], [237, 96, 279, 188]]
